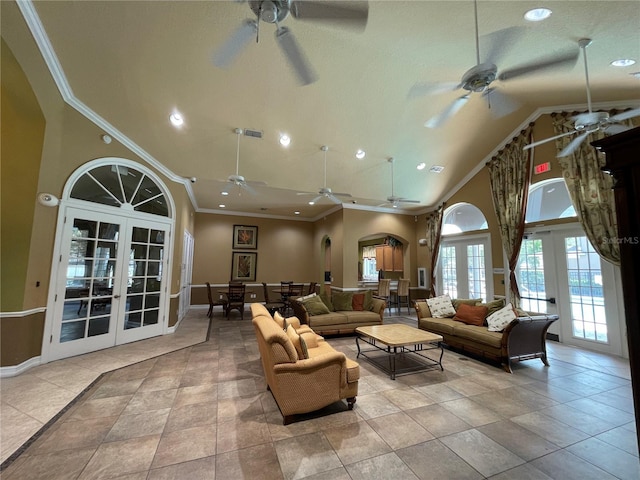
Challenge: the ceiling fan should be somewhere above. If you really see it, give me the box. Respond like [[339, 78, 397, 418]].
[[297, 145, 352, 204], [223, 128, 266, 195], [524, 38, 640, 157], [410, 0, 578, 128], [213, 0, 369, 85], [378, 157, 420, 208]]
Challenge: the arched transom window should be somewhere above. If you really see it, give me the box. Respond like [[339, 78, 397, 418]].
[[70, 164, 169, 217], [526, 178, 576, 223], [442, 203, 488, 235]]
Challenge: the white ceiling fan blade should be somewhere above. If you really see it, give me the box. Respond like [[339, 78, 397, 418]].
[[481, 26, 524, 66], [291, 1, 368, 31], [425, 95, 469, 128], [498, 50, 579, 81], [604, 124, 632, 135], [275, 26, 318, 86], [483, 89, 520, 118], [558, 131, 591, 157], [407, 81, 460, 99], [239, 183, 258, 196], [308, 195, 323, 204], [327, 194, 343, 204], [397, 198, 420, 204], [212, 19, 257, 68], [572, 112, 602, 125], [524, 130, 578, 150], [245, 180, 267, 187], [331, 192, 352, 198], [610, 107, 640, 122]]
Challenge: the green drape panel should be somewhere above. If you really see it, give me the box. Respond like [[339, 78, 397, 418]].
[[552, 111, 630, 266], [488, 126, 533, 308]]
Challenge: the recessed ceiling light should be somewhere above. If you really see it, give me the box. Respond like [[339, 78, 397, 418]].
[[279, 134, 291, 147], [416, 162, 426, 170], [524, 8, 552, 22], [429, 165, 445, 173], [355, 149, 366, 159], [294, 211, 300, 215], [221, 191, 229, 196], [169, 112, 184, 127], [308, 201, 315, 205], [218, 204, 226, 208], [611, 58, 636, 67]]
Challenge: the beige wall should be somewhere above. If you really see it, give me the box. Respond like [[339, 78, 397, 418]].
[[1, 27, 195, 364], [1, 39, 46, 312], [192, 213, 316, 287]]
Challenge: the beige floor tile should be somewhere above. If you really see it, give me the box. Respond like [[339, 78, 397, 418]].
[[367, 411, 434, 449], [147, 455, 216, 480], [323, 420, 391, 465], [216, 413, 271, 454], [274, 432, 342, 480], [78, 435, 161, 480], [216, 443, 283, 480], [151, 424, 217, 469]]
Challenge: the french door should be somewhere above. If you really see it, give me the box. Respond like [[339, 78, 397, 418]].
[[48, 207, 169, 360], [438, 234, 493, 302], [516, 226, 623, 355], [179, 230, 194, 320]]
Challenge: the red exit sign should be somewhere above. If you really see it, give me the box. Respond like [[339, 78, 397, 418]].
[[534, 162, 551, 175]]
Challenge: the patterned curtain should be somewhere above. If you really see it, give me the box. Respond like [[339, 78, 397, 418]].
[[425, 204, 444, 297], [487, 125, 533, 308], [551, 111, 636, 266]]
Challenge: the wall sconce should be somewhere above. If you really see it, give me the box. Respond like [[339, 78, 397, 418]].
[[37, 192, 59, 207], [418, 238, 428, 246]]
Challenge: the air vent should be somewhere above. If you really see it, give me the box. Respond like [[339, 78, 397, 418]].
[[244, 129, 263, 139], [429, 165, 445, 174]]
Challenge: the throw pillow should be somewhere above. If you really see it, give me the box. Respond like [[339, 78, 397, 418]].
[[332, 291, 354, 311], [452, 298, 483, 311], [319, 291, 334, 311], [487, 303, 517, 332], [285, 324, 304, 359], [363, 289, 374, 311], [475, 298, 505, 317], [453, 303, 488, 326], [302, 295, 331, 316], [426, 295, 456, 318], [352, 293, 365, 311], [514, 307, 529, 317], [297, 292, 317, 302]]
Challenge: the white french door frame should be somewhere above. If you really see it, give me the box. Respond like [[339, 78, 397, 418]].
[[179, 229, 194, 321], [41, 200, 174, 363], [512, 223, 624, 357], [437, 233, 494, 302]]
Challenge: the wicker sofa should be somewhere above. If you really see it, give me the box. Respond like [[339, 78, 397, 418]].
[[414, 298, 558, 373], [251, 303, 359, 424], [290, 291, 385, 335]]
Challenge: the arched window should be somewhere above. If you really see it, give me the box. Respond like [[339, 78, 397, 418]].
[[70, 163, 169, 217], [526, 178, 576, 223], [442, 203, 488, 235]]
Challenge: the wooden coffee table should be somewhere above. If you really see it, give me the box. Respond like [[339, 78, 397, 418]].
[[355, 324, 444, 380]]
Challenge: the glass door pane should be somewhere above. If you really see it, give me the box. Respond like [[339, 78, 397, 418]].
[[517, 238, 549, 313], [441, 245, 457, 298], [564, 235, 607, 343], [467, 244, 486, 300]]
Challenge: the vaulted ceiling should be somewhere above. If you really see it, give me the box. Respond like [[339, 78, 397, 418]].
[[9, 1, 640, 218]]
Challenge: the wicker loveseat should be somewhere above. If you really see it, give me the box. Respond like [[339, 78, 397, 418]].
[[414, 298, 558, 373], [289, 290, 385, 335], [251, 303, 359, 424]]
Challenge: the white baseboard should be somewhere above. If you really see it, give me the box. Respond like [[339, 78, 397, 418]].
[[0, 356, 41, 378]]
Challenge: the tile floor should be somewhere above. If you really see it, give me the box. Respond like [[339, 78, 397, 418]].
[[1, 307, 639, 479]]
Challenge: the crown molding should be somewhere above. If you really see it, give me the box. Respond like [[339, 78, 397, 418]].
[[17, 0, 199, 210]]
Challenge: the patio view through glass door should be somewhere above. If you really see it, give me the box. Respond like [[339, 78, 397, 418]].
[[439, 235, 492, 302], [516, 227, 622, 355], [50, 208, 168, 360]]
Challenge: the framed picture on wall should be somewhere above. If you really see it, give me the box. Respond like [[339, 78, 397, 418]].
[[418, 267, 427, 289], [231, 252, 257, 282], [233, 225, 258, 249]]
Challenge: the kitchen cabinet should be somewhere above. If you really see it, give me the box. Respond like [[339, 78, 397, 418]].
[[375, 245, 403, 272]]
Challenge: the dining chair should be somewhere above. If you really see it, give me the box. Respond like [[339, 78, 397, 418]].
[[394, 278, 411, 314], [206, 282, 228, 318], [262, 282, 285, 315], [225, 283, 246, 319], [286, 284, 305, 315], [374, 278, 391, 313]]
